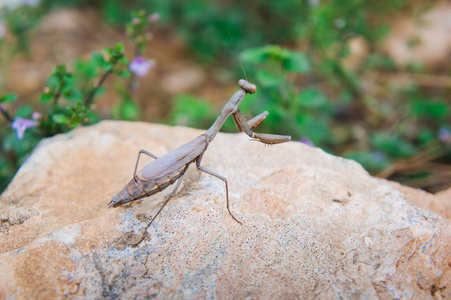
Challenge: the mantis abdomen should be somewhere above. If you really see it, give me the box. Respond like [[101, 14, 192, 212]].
[[110, 163, 190, 207]]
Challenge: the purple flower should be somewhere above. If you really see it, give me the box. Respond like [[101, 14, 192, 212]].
[[299, 137, 314, 147], [129, 56, 156, 77], [148, 13, 160, 23], [131, 17, 140, 25], [11, 117, 38, 140], [438, 128, 451, 142]]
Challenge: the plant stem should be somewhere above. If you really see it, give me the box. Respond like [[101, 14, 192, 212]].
[[51, 85, 62, 109], [84, 69, 112, 108], [0, 104, 13, 123]]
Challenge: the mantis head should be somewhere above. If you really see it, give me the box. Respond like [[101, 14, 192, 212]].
[[238, 79, 257, 94]]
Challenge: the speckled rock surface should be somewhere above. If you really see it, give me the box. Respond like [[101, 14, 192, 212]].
[[0, 121, 450, 299]]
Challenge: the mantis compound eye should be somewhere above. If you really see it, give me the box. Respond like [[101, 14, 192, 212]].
[[238, 79, 257, 94]]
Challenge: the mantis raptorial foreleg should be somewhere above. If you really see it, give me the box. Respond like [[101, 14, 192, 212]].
[[233, 110, 267, 132], [232, 109, 291, 144], [247, 111, 268, 129]]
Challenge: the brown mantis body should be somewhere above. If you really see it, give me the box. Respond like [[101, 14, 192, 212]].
[[109, 79, 291, 231]]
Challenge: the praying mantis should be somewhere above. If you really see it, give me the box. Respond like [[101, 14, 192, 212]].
[[109, 79, 291, 231]]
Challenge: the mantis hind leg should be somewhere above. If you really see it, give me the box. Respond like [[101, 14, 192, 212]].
[[132, 164, 189, 247], [195, 157, 242, 225], [133, 149, 159, 197], [133, 149, 159, 177]]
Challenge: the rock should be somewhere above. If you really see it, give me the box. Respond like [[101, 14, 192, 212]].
[[386, 180, 451, 220], [435, 188, 451, 219], [0, 120, 450, 299]]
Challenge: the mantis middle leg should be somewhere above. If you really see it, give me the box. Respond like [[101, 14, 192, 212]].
[[196, 154, 242, 225]]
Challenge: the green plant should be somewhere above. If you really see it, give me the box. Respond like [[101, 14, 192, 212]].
[[0, 10, 159, 193], [1, 0, 450, 193]]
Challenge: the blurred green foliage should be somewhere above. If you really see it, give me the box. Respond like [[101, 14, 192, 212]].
[[0, 0, 450, 193], [0, 8, 157, 192], [0, 42, 129, 189]]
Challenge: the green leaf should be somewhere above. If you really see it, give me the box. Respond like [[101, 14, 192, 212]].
[[119, 56, 129, 64], [47, 74, 60, 90], [54, 64, 67, 74], [85, 110, 101, 124], [344, 150, 391, 173], [91, 52, 106, 67], [1, 94, 18, 103], [121, 100, 140, 121], [39, 93, 53, 103], [103, 47, 113, 56], [240, 45, 290, 65], [15, 105, 33, 118], [410, 98, 449, 119], [296, 88, 328, 108], [52, 113, 69, 124], [295, 114, 331, 144], [283, 52, 310, 73], [417, 128, 435, 145], [241, 46, 310, 74], [74, 60, 98, 79], [260, 103, 289, 129], [240, 47, 268, 64], [102, 62, 113, 72], [169, 95, 215, 128], [371, 132, 417, 158], [117, 69, 131, 78], [63, 89, 82, 102], [255, 70, 284, 87], [114, 42, 125, 53]]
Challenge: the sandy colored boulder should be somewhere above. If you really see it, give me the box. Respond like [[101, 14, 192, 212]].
[[0, 121, 450, 299]]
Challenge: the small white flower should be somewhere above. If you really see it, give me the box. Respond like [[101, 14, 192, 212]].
[[308, 0, 320, 7], [334, 18, 346, 29]]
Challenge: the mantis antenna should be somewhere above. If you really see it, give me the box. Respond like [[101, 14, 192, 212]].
[[248, 62, 255, 86], [227, 27, 248, 82]]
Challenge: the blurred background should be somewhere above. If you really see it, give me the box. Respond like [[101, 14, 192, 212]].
[[0, 0, 450, 194]]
